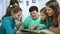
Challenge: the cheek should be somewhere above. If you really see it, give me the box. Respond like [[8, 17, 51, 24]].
[[41, 15, 46, 19], [31, 14, 35, 16], [47, 10, 52, 14], [43, 16, 46, 19], [14, 15, 19, 19]]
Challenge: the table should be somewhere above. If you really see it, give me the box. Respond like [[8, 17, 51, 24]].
[[16, 29, 55, 34]]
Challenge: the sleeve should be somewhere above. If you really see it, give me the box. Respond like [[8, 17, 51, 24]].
[[2, 18, 16, 34], [38, 24, 46, 29], [37, 18, 47, 29]]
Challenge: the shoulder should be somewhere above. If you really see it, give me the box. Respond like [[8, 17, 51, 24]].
[[38, 16, 42, 21], [2, 16, 11, 23], [25, 15, 32, 20], [26, 15, 31, 18]]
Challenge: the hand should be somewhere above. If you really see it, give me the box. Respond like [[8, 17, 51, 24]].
[[19, 28, 23, 32], [16, 23, 21, 30], [37, 28, 42, 30], [29, 24, 38, 30]]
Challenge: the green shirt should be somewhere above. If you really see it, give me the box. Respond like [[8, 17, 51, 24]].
[[40, 18, 47, 29], [47, 17, 53, 28], [40, 17, 53, 29], [21, 15, 46, 29]]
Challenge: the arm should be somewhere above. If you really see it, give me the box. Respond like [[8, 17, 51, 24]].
[[29, 24, 38, 30], [19, 16, 30, 31], [3, 18, 16, 34]]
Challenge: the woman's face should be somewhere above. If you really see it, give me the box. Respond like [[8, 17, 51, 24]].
[[11, 11, 22, 20], [40, 12, 46, 20], [58, 14, 60, 22], [46, 6, 54, 16]]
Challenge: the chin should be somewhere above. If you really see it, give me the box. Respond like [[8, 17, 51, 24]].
[[48, 15, 52, 16], [33, 18, 37, 20]]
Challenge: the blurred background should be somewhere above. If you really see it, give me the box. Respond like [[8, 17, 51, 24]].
[[0, 0, 60, 22]]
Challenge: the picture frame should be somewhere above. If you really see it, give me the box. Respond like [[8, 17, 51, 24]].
[[32, 0, 36, 3]]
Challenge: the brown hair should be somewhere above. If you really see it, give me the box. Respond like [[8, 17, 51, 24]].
[[40, 7, 47, 15], [40, 7, 48, 25], [46, 0, 59, 24], [58, 8, 60, 15], [2, 6, 22, 19]]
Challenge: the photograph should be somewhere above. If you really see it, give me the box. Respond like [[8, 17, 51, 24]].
[[0, 0, 60, 34]]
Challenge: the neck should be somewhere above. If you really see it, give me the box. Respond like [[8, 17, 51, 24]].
[[36, 14, 39, 19]]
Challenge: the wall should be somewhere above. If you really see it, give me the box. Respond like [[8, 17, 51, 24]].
[[19, 0, 49, 21], [1, 0, 60, 22]]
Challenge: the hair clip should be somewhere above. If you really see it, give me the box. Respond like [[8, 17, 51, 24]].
[[10, 5, 13, 8]]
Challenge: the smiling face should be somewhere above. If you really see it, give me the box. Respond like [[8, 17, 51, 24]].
[[11, 11, 22, 20], [46, 6, 54, 16], [30, 10, 38, 20], [40, 12, 47, 20]]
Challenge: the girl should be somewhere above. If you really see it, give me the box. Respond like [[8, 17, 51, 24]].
[[0, 6, 22, 34], [39, 7, 47, 29], [49, 8, 60, 34], [45, 0, 59, 29], [9, 0, 22, 30]]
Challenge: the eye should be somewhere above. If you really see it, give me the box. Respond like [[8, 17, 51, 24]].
[[47, 9, 50, 11]]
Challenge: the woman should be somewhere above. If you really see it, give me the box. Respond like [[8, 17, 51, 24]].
[[0, 6, 22, 34], [49, 8, 60, 34], [45, 0, 59, 29]]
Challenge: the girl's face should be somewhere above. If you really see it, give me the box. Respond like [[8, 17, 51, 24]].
[[46, 6, 54, 16], [58, 14, 60, 22], [40, 12, 46, 20], [11, 11, 22, 20]]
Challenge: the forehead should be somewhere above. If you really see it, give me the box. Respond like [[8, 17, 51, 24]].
[[30, 10, 37, 13], [14, 11, 22, 14], [46, 6, 51, 9]]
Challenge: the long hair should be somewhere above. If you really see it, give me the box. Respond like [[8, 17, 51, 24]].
[[58, 8, 60, 16], [46, 0, 59, 24], [2, 6, 22, 19]]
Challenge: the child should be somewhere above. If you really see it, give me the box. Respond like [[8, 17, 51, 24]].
[[9, 0, 22, 27], [0, 6, 22, 34], [40, 7, 47, 26], [49, 8, 60, 34], [45, 0, 59, 29], [40, 7, 48, 29], [37, 7, 47, 30]]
